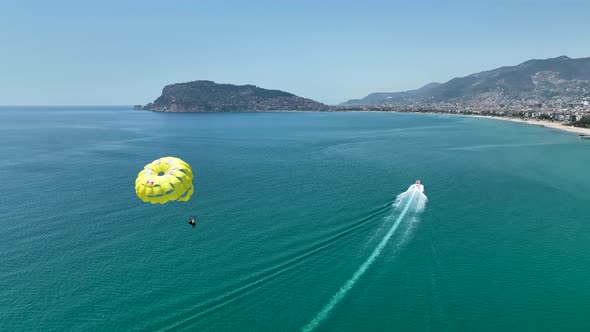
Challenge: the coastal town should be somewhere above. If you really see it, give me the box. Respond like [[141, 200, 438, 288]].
[[335, 56, 590, 131], [335, 99, 590, 127]]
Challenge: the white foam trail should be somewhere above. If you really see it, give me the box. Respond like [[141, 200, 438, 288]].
[[394, 184, 428, 213], [302, 185, 427, 332]]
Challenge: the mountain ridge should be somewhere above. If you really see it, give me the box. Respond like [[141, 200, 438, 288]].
[[341, 56, 590, 106]]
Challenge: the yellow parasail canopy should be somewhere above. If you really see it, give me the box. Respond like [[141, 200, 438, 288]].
[[135, 157, 194, 204]]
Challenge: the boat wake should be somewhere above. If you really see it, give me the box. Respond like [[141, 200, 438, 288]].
[[142, 203, 394, 331], [393, 181, 428, 213], [302, 181, 428, 331]]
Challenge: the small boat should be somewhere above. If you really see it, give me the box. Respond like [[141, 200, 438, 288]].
[[579, 135, 590, 140], [411, 179, 425, 193]]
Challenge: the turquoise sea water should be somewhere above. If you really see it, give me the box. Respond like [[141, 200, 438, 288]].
[[1, 107, 589, 331]]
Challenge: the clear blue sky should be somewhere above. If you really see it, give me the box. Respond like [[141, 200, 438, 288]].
[[1, 0, 589, 105]]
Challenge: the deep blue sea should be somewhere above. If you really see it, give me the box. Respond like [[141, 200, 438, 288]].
[[1, 106, 589, 331]]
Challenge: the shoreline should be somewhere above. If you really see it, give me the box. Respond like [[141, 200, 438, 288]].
[[450, 114, 590, 136], [329, 110, 590, 136], [82, 106, 590, 136]]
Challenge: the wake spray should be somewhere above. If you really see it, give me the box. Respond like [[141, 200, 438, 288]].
[[302, 182, 428, 332]]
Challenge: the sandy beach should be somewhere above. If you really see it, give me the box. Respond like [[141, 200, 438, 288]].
[[346, 110, 590, 136], [456, 114, 590, 136], [418, 113, 590, 135]]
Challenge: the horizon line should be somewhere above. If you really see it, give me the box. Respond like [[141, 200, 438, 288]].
[[0, 104, 137, 107]]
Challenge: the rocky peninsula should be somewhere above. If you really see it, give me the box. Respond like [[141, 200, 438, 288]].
[[143, 80, 330, 112]]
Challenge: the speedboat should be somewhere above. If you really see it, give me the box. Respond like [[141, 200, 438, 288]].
[[411, 179, 425, 192]]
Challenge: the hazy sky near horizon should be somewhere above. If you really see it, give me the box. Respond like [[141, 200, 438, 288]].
[[1, 0, 590, 105]]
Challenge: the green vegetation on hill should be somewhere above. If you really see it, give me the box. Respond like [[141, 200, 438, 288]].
[[572, 116, 590, 128]]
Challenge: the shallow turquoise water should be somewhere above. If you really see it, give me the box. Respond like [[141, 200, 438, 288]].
[[1, 107, 589, 331]]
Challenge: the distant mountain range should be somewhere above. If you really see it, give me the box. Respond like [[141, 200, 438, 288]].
[[341, 56, 590, 106], [143, 80, 330, 112], [142, 57, 590, 112]]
